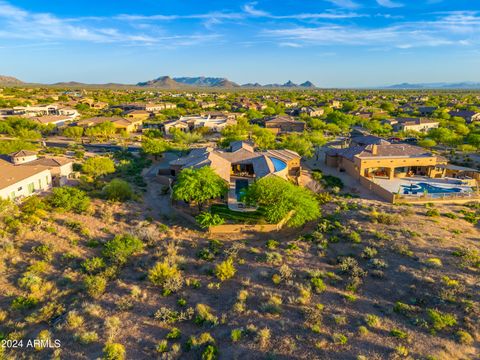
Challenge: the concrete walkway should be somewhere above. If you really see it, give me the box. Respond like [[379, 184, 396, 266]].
[[302, 147, 383, 201]]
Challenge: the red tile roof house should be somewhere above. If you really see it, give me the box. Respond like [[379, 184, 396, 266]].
[[169, 141, 301, 211]]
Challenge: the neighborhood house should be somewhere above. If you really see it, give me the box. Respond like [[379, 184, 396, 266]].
[[0, 150, 74, 200]]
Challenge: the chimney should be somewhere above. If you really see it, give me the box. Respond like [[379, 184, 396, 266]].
[[371, 144, 378, 155]]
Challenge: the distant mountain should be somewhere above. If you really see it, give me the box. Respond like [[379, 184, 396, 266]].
[[137, 76, 187, 88], [173, 77, 240, 87], [138, 76, 316, 88], [300, 81, 316, 88], [0, 75, 24, 85], [384, 82, 480, 89], [262, 80, 317, 88], [242, 83, 263, 88], [51, 81, 132, 88]]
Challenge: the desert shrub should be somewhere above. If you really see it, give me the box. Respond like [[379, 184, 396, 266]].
[[26, 302, 64, 323], [304, 304, 323, 332], [82, 257, 106, 274], [202, 344, 218, 360], [365, 314, 380, 328], [456, 330, 474, 345], [32, 244, 53, 261], [393, 302, 419, 317], [156, 340, 168, 353], [332, 333, 348, 345], [347, 231, 361, 243], [311, 277, 327, 293], [102, 343, 126, 360], [148, 261, 184, 295], [11, 295, 38, 311], [427, 309, 456, 331], [370, 258, 388, 269], [103, 179, 133, 202], [425, 258, 443, 267], [166, 327, 181, 340], [265, 239, 279, 249], [390, 328, 408, 339], [84, 274, 107, 298], [195, 304, 218, 326], [361, 247, 378, 259], [231, 328, 243, 342], [196, 212, 225, 228], [338, 257, 367, 291], [66, 311, 84, 330], [264, 251, 283, 265], [186, 332, 215, 350], [75, 331, 99, 344], [452, 247, 480, 268], [369, 211, 400, 225], [49, 187, 91, 213], [214, 258, 236, 281], [154, 307, 194, 324], [426, 208, 440, 217], [256, 327, 271, 349], [103, 234, 143, 265]]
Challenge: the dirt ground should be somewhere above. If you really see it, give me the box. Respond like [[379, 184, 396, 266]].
[[0, 192, 479, 359]]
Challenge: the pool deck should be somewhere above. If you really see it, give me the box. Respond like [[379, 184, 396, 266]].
[[227, 176, 258, 212], [372, 176, 474, 196]]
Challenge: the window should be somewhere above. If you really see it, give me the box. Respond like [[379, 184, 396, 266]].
[[18, 186, 22, 191], [46, 176, 50, 184], [28, 183, 35, 194], [39, 179, 42, 188], [10, 191, 15, 200]]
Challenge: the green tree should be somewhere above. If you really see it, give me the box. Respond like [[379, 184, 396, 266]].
[[103, 179, 133, 202], [280, 133, 313, 157], [142, 138, 170, 158], [103, 234, 143, 265], [245, 176, 321, 227], [49, 187, 91, 213], [418, 138, 437, 149], [63, 126, 84, 140], [251, 126, 276, 149], [172, 167, 228, 211], [82, 157, 115, 178]]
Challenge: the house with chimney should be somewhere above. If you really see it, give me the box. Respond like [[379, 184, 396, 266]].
[[325, 141, 479, 203], [169, 141, 301, 210]]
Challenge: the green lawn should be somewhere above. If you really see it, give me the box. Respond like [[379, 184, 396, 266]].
[[210, 204, 267, 224]]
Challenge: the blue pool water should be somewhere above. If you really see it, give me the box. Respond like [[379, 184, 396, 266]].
[[402, 182, 462, 195], [270, 157, 287, 172], [235, 179, 249, 201]]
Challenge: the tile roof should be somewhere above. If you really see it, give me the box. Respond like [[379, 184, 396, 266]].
[[0, 159, 50, 190]]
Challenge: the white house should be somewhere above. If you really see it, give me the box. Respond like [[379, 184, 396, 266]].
[[0, 151, 74, 200], [0, 159, 52, 200]]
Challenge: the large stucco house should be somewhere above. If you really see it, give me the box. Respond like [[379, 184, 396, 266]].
[[326, 140, 479, 203], [169, 141, 301, 210], [0, 151, 74, 201]]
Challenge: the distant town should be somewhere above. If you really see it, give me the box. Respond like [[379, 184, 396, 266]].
[[0, 81, 478, 359]]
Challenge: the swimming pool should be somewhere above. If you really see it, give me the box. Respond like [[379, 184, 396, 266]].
[[235, 179, 249, 201], [401, 182, 462, 195], [270, 157, 287, 172]]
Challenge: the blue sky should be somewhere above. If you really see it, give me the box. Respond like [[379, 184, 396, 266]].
[[0, 0, 479, 87]]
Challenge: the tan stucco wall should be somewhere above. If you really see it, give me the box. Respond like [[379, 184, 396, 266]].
[[357, 156, 441, 178]]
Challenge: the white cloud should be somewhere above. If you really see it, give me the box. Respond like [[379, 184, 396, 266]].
[[325, 0, 360, 9], [376, 0, 404, 8], [0, 1, 221, 47], [263, 11, 480, 49]]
